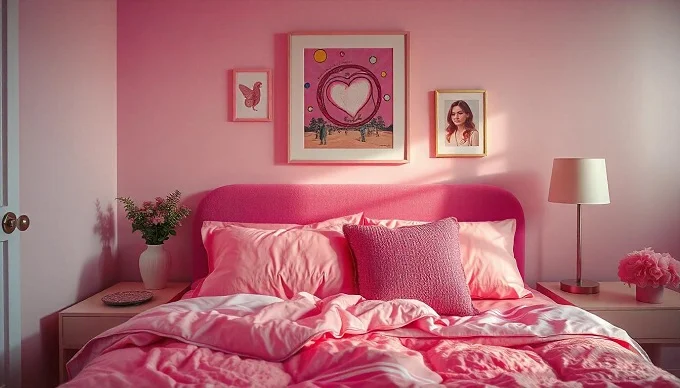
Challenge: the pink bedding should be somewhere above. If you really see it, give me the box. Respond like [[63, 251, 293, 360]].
[[62, 292, 680, 387], [472, 285, 554, 312]]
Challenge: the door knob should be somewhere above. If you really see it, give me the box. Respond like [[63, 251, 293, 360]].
[[17, 214, 30, 231], [2, 212, 30, 234]]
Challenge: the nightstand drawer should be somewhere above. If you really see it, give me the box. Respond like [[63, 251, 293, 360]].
[[591, 309, 680, 340], [61, 316, 130, 348]]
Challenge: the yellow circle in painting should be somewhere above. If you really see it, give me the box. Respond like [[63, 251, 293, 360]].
[[313, 49, 327, 63], [381, 71, 387, 77]]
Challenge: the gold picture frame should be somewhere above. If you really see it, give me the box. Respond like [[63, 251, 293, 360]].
[[434, 89, 487, 157]]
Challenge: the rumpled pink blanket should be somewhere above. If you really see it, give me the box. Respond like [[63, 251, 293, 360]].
[[63, 293, 680, 387]]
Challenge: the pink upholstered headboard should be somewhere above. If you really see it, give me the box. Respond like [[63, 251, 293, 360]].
[[192, 184, 525, 280]]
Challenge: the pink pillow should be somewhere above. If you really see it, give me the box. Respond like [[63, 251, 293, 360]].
[[342, 218, 478, 316], [362, 216, 531, 300], [202, 212, 363, 232], [202, 213, 363, 273], [197, 224, 357, 299]]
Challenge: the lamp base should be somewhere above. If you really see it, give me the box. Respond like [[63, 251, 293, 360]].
[[560, 279, 600, 294]]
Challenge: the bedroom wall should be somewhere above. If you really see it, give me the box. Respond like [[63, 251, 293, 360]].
[[117, 0, 680, 287], [19, 0, 118, 386]]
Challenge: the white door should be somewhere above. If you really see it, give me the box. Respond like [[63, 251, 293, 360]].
[[0, 0, 23, 387]]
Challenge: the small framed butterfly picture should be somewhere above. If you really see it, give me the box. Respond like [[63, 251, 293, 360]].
[[232, 68, 272, 122]]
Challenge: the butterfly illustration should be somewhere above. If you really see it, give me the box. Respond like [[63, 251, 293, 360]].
[[238, 81, 262, 111]]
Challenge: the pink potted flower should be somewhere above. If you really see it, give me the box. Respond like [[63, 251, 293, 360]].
[[117, 190, 190, 289], [617, 247, 680, 303]]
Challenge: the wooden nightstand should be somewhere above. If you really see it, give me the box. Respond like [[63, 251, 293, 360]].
[[59, 281, 190, 382], [536, 281, 680, 372]]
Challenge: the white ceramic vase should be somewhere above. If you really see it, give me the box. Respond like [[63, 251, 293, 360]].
[[139, 244, 170, 289]]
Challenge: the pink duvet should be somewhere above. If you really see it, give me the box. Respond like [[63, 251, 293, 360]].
[[63, 293, 680, 387]]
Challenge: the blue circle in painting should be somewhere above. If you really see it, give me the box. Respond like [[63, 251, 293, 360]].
[[304, 82, 311, 89]]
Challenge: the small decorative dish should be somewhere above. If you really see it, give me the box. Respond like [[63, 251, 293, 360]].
[[102, 290, 153, 306]]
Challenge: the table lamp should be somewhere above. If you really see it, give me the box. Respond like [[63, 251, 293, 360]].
[[548, 158, 610, 294]]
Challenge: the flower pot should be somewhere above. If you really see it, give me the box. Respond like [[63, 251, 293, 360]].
[[636, 285, 664, 304], [139, 244, 170, 289]]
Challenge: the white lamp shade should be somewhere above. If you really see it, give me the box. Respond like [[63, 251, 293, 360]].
[[548, 158, 610, 204]]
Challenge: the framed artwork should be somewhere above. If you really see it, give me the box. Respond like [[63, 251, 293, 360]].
[[232, 69, 272, 122], [288, 32, 409, 164], [434, 89, 487, 157]]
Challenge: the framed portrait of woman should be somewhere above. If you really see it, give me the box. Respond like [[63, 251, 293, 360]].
[[434, 90, 487, 157]]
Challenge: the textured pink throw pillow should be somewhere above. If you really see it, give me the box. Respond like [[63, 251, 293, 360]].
[[342, 218, 478, 316]]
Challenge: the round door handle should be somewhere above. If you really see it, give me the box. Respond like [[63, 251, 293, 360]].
[[17, 214, 30, 231], [2, 212, 30, 234]]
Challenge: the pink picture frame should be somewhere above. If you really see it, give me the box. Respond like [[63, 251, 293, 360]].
[[287, 32, 409, 164], [232, 69, 272, 122]]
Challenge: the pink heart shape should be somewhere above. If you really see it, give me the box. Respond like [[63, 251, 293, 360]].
[[327, 77, 372, 119]]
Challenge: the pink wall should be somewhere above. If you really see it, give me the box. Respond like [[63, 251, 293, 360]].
[[118, 0, 680, 288], [20, 0, 118, 386]]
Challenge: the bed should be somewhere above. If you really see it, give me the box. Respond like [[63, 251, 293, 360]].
[[61, 184, 680, 387]]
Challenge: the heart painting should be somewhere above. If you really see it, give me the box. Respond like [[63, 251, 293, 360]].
[[302, 47, 394, 150]]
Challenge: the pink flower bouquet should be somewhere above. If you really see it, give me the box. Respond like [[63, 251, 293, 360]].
[[116, 190, 191, 245], [618, 247, 680, 288]]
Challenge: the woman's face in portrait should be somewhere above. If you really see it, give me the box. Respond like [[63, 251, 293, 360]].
[[449, 105, 468, 127]]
